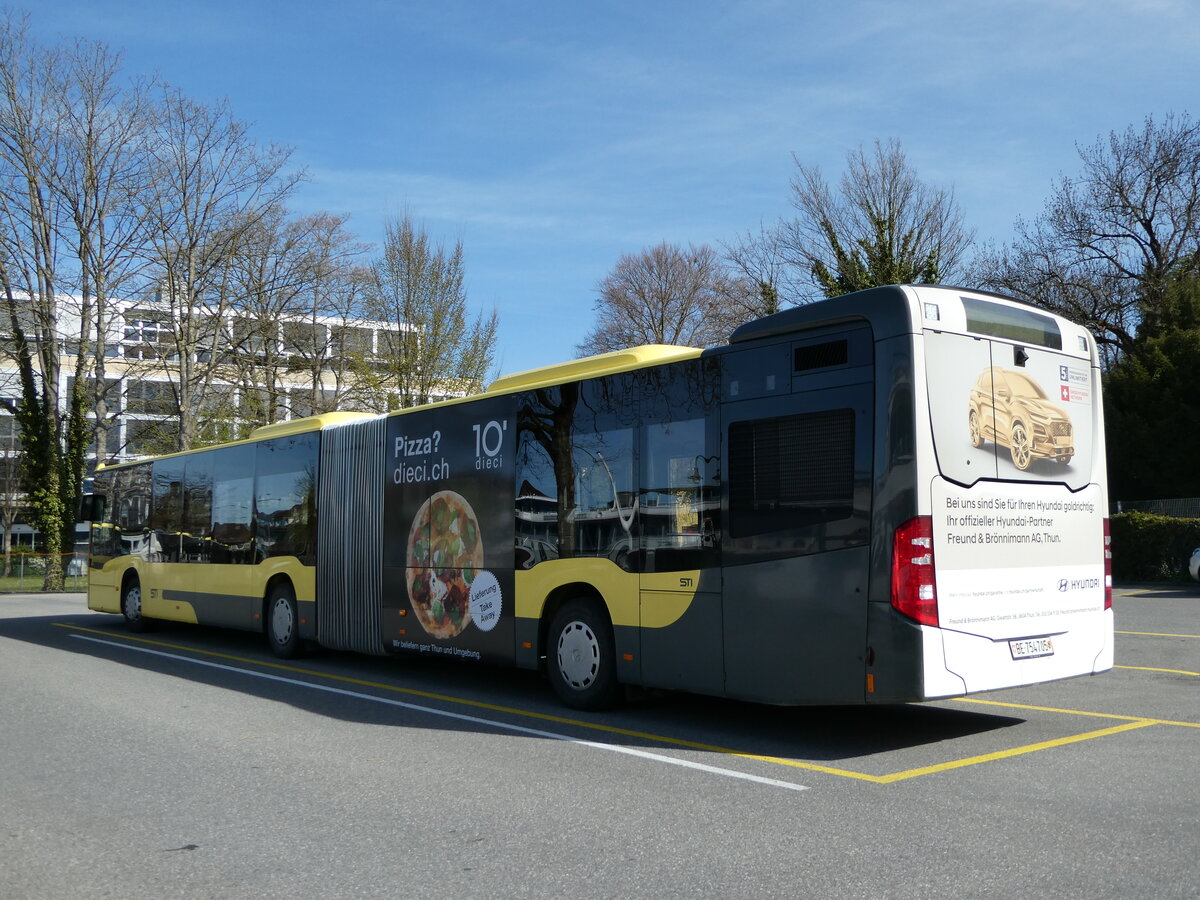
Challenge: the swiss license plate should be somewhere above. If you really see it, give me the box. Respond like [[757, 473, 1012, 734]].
[[1009, 637, 1055, 660]]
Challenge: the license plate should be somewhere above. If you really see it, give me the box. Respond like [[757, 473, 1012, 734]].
[[1009, 637, 1054, 660]]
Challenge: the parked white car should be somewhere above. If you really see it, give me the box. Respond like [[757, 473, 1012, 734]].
[[1190, 547, 1200, 582]]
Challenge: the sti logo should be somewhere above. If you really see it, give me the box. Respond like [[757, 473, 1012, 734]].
[[1060, 385, 1071, 401]]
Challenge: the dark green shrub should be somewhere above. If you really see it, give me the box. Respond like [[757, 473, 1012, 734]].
[[1110, 510, 1200, 582]]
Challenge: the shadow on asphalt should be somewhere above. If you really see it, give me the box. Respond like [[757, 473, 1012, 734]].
[[1, 610, 1024, 764]]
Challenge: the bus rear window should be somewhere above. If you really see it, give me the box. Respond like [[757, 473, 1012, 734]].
[[962, 297, 1062, 350]]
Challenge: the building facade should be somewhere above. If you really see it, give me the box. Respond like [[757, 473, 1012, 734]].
[[0, 293, 427, 548]]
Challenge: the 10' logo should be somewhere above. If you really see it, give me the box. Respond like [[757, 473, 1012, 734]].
[[473, 420, 507, 470]]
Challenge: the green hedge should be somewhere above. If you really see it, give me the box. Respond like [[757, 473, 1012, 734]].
[[1110, 510, 1200, 582]]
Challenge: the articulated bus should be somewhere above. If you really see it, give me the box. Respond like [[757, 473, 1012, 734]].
[[86, 285, 1112, 709]]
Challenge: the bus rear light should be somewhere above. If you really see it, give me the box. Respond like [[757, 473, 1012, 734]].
[[891, 516, 938, 627], [1103, 518, 1112, 610]]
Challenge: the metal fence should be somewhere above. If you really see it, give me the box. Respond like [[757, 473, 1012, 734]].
[[0, 553, 89, 592], [1113, 498, 1200, 519]]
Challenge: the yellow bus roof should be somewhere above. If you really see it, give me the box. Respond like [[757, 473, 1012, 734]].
[[486, 344, 701, 395], [94, 411, 375, 471]]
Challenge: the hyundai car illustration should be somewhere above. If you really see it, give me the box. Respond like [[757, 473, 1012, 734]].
[[968, 367, 1074, 470]]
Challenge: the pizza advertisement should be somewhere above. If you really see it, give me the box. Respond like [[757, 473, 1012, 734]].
[[406, 490, 483, 638], [381, 395, 517, 664]]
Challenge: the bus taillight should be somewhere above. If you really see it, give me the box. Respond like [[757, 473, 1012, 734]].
[[891, 516, 938, 627], [1103, 518, 1112, 610]]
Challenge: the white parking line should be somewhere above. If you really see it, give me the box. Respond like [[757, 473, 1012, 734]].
[[70, 634, 809, 793]]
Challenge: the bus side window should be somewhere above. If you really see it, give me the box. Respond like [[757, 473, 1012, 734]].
[[150, 457, 185, 562], [570, 427, 635, 568], [514, 374, 639, 568], [888, 384, 914, 467], [210, 445, 255, 565], [119, 464, 153, 560], [255, 434, 318, 565], [637, 357, 722, 573], [640, 418, 719, 572], [184, 454, 213, 563]]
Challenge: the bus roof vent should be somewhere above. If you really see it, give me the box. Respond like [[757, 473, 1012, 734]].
[[794, 340, 848, 372]]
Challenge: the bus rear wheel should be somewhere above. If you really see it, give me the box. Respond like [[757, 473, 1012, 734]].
[[547, 599, 620, 711], [121, 575, 151, 633], [266, 583, 302, 659]]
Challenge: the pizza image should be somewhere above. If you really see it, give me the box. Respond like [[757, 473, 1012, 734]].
[[406, 490, 484, 638]]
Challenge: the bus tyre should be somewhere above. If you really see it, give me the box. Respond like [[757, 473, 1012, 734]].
[[266, 583, 302, 659], [121, 576, 150, 633], [548, 600, 620, 711]]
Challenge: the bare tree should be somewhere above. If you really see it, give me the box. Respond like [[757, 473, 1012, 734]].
[[360, 214, 498, 410], [723, 222, 806, 313], [0, 12, 78, 587], [221, 207, 319, 438], [780, 139, 973, 299], [577, 241, 751, 356], [204, 209, 371, 439], [0, 391, 23, 577], [139, 86, 301, 451], [979, 113, 1200, 363], [279, 214, 372, 417], [251, 212, 369, 421], [51, 38, 155, 464]]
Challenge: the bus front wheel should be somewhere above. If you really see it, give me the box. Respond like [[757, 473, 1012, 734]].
[[121, 575, 150, 633], [266, 583, 302, 659], [547, 599, 620, 711]]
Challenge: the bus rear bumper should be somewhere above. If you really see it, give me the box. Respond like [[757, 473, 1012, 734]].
[[927, 610, 1113, 697]]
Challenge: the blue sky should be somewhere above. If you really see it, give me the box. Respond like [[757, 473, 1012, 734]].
[[28, 0, 1200, 377]]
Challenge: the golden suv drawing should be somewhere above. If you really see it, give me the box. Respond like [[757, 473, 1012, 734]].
[[968, 367, 1073, 470]]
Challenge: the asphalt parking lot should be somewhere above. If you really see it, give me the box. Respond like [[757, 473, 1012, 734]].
[[0, 584, 1196, 899]]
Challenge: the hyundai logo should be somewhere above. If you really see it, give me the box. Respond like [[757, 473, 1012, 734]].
[[1058, 579, 1069, 592]]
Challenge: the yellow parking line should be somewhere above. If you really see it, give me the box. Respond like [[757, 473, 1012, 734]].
[[874, 720, 1156, 783], [57, 623, 1188, 786], [1116, 630, 1200, 638], [952, 697, 1200, 729], [1115, 664, 1200, 678]]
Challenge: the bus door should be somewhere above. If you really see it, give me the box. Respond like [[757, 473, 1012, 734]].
[[141, 455, 195, 621], [637, 415, 723, 694], [920, 295, 1108, 693], [718, 331, 875, 705]]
